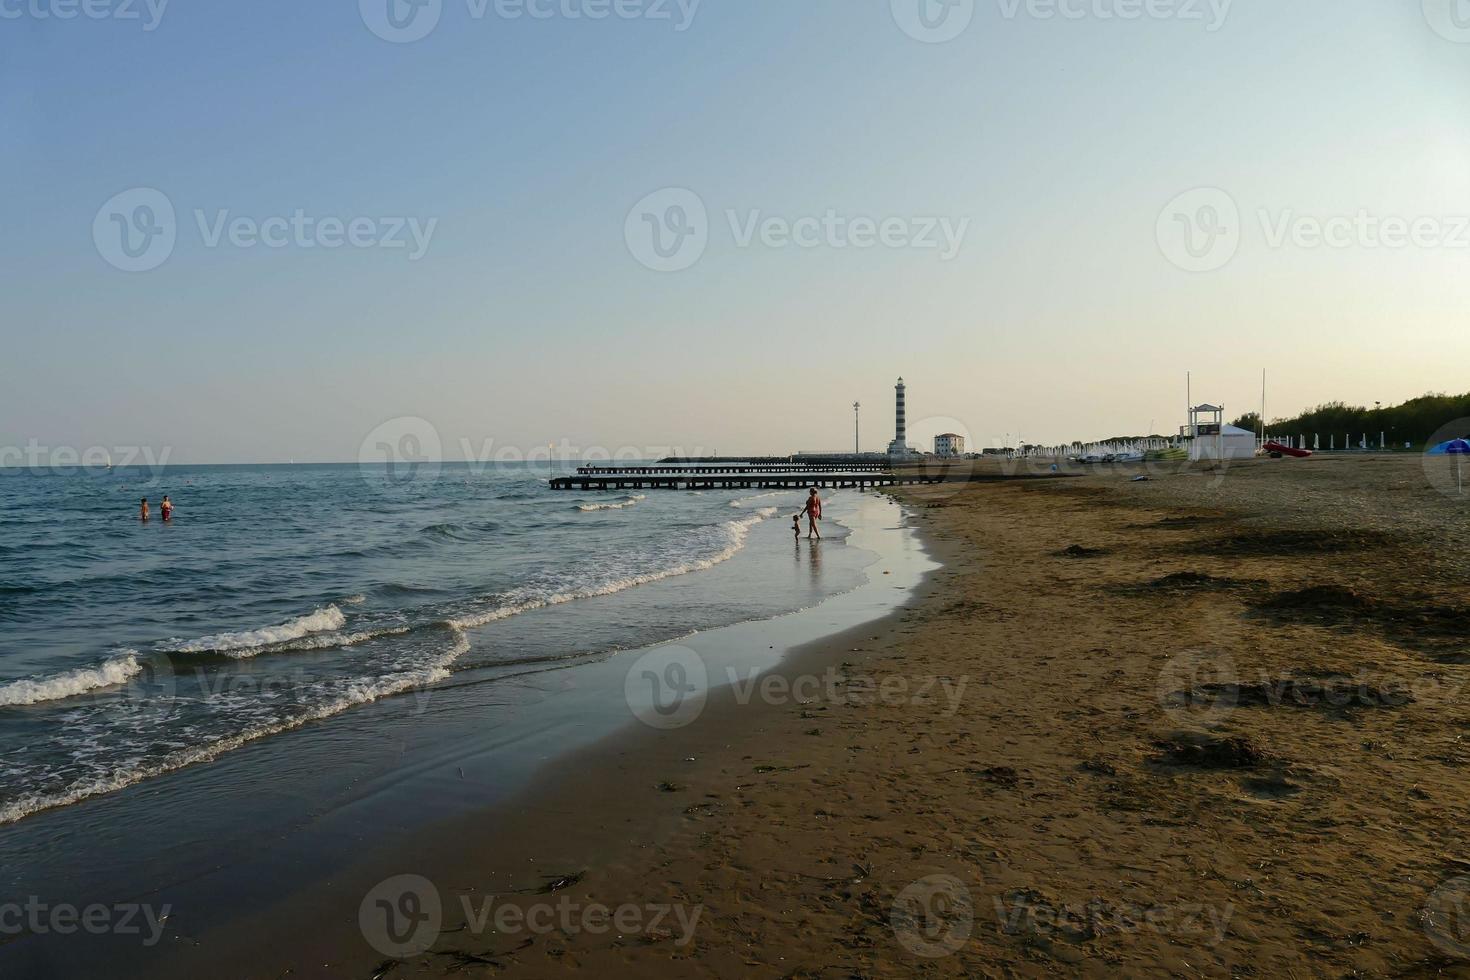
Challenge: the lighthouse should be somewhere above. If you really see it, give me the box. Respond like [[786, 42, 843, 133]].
[[887, 377, 909, 456]]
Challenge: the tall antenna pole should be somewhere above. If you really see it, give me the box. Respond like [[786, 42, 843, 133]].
[[853, 402, 861, 455], [1260, 368, 1267, 447]]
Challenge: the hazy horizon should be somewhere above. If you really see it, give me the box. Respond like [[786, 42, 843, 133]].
[[7, 0, 1470, 464]]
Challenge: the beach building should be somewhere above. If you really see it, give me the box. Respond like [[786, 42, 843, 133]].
[[1185, 404, 1256, 461], [934, 433, 965, 457]]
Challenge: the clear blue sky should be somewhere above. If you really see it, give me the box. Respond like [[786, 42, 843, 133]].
[[5, 0, 1470, 461]]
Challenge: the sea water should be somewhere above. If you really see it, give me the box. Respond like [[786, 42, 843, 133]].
[[0, 463, 866, 827]]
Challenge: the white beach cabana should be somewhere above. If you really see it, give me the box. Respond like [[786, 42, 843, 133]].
[[1189, 424, 1257, 461], [1186, 405, 1257, 461]]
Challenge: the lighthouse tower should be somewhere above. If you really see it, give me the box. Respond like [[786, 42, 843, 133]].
[[887, 377, 909, 456]]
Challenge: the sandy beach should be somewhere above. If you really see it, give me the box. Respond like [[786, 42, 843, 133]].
[[285, 452, 1470, 979], [22, 3, 1470, 975]]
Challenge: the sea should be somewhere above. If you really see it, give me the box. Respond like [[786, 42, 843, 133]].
[[0, 463, 872, 829]]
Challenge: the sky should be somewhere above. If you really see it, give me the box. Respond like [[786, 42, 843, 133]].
[[4, 0, 1470, 462]]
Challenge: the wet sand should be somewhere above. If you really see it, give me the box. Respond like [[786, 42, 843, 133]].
[[125, 493, 935, 980], [189, 455, 1470, 976]]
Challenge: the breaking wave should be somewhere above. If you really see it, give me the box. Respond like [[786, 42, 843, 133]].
[[577, 495, 646, 512], [0, 653, 142, 707], [730, 490, 801, 508], [0, 631, 472, 826], [160, 606, 347, 656]]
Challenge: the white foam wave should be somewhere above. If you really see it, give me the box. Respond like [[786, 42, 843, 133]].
[[729, 490, 801, 508], [576, 495, 646, 512], [449, 511, 773, 630], [0, 631, 471, 826], [162, 606, 347, 655], [0, 653, 142, 708], [273, 626, 410, 653]]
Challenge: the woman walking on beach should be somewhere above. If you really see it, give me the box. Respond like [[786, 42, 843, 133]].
[[801, 488, 822, 539]]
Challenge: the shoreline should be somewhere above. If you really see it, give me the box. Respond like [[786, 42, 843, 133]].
[[67, 491, 940, 979], [0, 487, 891, 977], [287, 456, 1467, 976]]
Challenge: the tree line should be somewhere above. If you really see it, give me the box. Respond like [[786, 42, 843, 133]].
[[1231, 392, 1470, 448]]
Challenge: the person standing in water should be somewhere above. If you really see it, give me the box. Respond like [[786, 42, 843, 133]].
[[139, 498, 150, 522], [800, 488, 822, 539], [161, 496, 173, 521]]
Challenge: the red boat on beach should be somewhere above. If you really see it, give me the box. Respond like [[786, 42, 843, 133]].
[[1263, 441, 1313, 458]]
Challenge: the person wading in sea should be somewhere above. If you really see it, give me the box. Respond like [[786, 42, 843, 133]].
[[800, 488, 822, 540]]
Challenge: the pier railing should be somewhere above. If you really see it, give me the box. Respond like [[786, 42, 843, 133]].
[[575, 462, 894, 476], [553, 466, 951, 491]]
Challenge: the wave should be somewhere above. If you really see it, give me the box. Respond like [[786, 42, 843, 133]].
[[422, 523, 464, 535], [576, 495, 646, 513], [266, 625, 409, 653], [448, 510, 774, 630], [729, 490, 801, 508], [421, 522, 486, 541], [495, 487, 542, 499], [376, 582, 445, 597], [273, 625, 411, 652], [160, 605, 347, 656], [0, 653, 142, 707], [0, 630, 472, 827]]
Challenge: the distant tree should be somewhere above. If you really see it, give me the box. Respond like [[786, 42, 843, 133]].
[[1231, 412, 1261, 433], [1070, 392, 1470, 449], [1259, 393, 1470, 447]]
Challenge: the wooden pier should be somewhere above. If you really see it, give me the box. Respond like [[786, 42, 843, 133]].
[[551, 463, 949, 492], [577, 463, 894, 475]]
